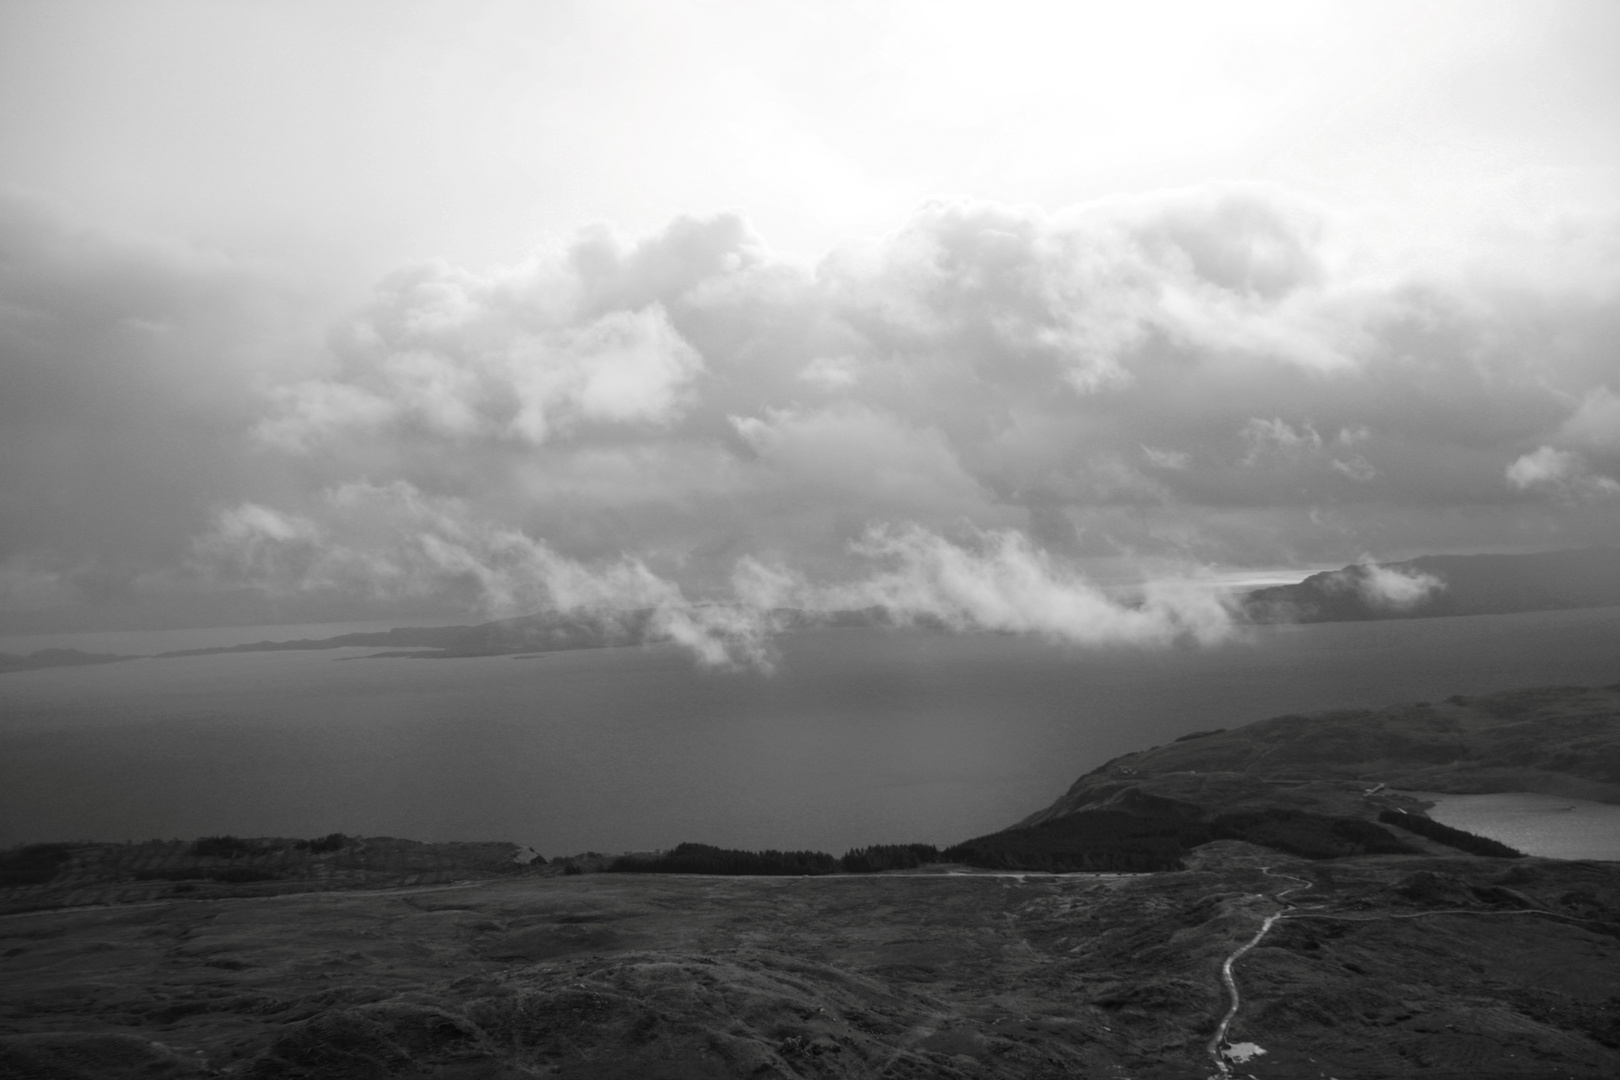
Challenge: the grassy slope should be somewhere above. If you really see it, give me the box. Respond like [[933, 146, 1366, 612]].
[[1028, 682, 1620, 827], [932, 683, 1620, 872]]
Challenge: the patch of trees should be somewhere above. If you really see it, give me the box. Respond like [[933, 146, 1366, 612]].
[[187, 834, 350, 858], [940, 806, 1429, 871], [1174, 728, 1226, 742], [134, 866, 281, 883], [1209, 810, 1420, 859], [840, 844, 939, 872], [294, 833, 350, 854], [0, 843, 75, 886], [943, 811, 1199, 872], [190, 835, 262, 858], [1377, 809, 1524, 858], [608, 843, 838, 876]]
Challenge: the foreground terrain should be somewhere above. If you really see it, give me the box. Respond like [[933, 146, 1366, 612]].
[[5, 681, 1619, 1078], [3, 846, 1619, 1079]]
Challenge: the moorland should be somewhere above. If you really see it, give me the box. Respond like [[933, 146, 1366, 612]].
[[3, 681, 1619, 1078]]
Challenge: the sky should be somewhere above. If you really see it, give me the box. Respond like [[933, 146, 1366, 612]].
[[1, 0, 1618, 648]]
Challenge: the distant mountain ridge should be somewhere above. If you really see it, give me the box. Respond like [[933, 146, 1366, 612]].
[[1242, 547, 1620, 623]]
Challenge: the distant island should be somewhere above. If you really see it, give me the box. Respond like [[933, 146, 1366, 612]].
[[0, 606, 895, 672], [0, 647, 128, 674], [5, 547, 1618, 675], [1241, 546, 1620, 623]]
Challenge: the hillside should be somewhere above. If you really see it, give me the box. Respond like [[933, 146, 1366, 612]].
[[1032, 681, 1620, 822], [1243, 547, 1620, 623], [934, 682, 1620, 874]]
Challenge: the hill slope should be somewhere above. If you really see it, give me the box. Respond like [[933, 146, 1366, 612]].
[[935, 682, 1620, 873], [1030, 681, 1620, 825]]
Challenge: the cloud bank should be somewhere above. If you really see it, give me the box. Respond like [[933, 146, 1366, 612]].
[[190, 485, 1237, 667], [1347, 562, 1446, 612], [3, 182, 1618, 646]]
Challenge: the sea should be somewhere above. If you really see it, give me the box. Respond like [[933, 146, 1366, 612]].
[[2, 606, 1618, 857]]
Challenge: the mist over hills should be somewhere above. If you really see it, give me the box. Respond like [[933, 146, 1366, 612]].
[[1241, 547, 1620, 624], [0, 606, 899, 671], [6, 548, 1620, 675]]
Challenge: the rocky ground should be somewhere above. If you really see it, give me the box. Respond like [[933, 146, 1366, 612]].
[[4, 843, 1619, 1079]]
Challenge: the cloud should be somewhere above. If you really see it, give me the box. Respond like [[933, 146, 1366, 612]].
[[0, 554, 76, 614], [821, 524, 1236, 647], [796, 355, 858, 391], [6, 182, 1620, 633], [234, 186, 1620, 580], [1557, 386, 1620, 453], [191, 502, 323, 582], [1353, 562, 1446, 611], [260, 296, 703, 450], [193, 481, 783, 669], [1330, 456, 1376, 482], [1505, 446, 1620, 499], [728, 404, 990, 518], [1307, 559, 1446, 612], [1506, 445, 1579, 489], [192, 487, 1238, 665], [1241, 417, 1323, 465], [1142, 445, 1190, 470]]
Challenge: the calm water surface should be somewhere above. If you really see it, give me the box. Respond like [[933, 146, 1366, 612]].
[[2, 607, 1618, 855], [1417, 793, 1620, 861]]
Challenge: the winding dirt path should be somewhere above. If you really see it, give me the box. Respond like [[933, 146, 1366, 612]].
[[1204, 868, 1314, 1078], [1202, 870, 1605, 1079]]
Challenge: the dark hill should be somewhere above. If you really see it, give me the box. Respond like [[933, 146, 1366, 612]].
[[1243, 547, 1620, 623], [946, 682, 1620, 872], [1030, 680, 1620, 823]]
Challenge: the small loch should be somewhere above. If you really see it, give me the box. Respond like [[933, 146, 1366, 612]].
[[1406, 792, 1620, 861]]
